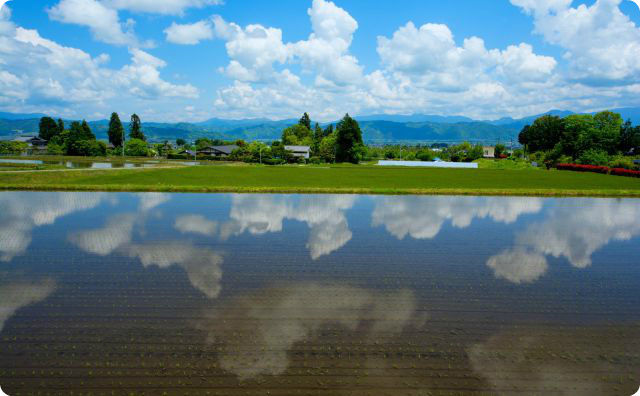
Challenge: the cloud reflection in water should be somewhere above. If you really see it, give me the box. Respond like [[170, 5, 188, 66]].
[[372, 196, 543, 240], [486, 199, 640, 284], [195, 283, 427, 379], [220, 194, 356, 259]]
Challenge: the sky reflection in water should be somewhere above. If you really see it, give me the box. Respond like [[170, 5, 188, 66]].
[[0, 192, 638, 394]]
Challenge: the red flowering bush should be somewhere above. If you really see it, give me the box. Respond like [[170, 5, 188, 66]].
[[556, 164, 610, 174], [610, 168, 640, 178]]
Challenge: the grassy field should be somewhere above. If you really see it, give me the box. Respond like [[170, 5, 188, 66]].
[[0, 163, 639, 196], [474, 158, 539, 170]]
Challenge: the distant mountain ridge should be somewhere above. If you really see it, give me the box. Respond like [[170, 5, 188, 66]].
[[1, 107, 638, 143]]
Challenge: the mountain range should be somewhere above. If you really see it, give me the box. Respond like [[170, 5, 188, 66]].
[[1, 107, 638, 144]]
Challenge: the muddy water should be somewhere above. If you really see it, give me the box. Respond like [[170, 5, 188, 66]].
[[0, 192, 638, 395]]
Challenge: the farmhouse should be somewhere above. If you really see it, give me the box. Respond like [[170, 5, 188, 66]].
[[178, 149, 196, 157], [197, 145, 239, 158], [482, 146, 495, 158], [13, 136, 48, 152], [285, 145, 311, 159]]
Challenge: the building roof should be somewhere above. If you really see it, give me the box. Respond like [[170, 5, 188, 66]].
[[200, 145, 239, 155], [13, 136, 46, 143], [284, 145, 311, 152]]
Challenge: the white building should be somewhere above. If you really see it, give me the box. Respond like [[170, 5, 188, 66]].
[[285, 146, 311, 159], [483, 146, 495, 158]]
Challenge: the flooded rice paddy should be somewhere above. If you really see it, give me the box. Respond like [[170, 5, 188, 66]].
[[0, 159, 157, 169], [0, 192, 638, 395]]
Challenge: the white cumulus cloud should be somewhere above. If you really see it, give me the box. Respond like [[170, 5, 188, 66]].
[[165, 20, 214, 45], [47, 0, 141, 47], [511, 0, 640, 84]]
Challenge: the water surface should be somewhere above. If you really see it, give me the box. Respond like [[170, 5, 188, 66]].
[[0, 159, 156, 168], [0, 192, 638, 395]]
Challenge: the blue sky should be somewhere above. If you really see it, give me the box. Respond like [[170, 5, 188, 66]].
[[1, 0, 640, 121]]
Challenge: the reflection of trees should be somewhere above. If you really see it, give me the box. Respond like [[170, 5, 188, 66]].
[[372, 196, 543, 240], [486, 199, 640, 284], [468, 325, 640, 395], [0, 192, 110, 262], [220, 195, 357, 259], [194, 283, 427, 380]]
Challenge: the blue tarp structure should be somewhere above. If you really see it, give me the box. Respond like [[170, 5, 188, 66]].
[[377, 160, 478, 169]]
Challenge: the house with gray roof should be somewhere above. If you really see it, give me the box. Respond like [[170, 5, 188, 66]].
[[198, 145, 239, 158], [285, 145, 311, 159]]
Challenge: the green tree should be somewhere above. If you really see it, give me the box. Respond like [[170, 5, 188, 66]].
[[39, 117, 59, 141], [88, 141, 107, 156], [65, 121, 95, 156], [0, 141, 28, 154], [578, 149, 610, 166], [560, 114, 596, 159], [108, 112, 125, 148], [592, 111, 622, 154], [323, 124, 334, 137], [176, 138, 186, 147], [281, 124, 313, 146], [299, 113, 311, 130], [125, 138, 149, 156], [520, 115, 565, 153], [446, 142, 483, 162], [57, 119, 65, 134], [335, 114, 364, 163], [313, 122, 324, 154], [81, 120, 95, 140], [196, 138, 213, 150], [318, 133, 337, 163], [416, 149, 435, 161], [129, 114, 145, 141], [619, 120, 640, 154], [494, 144, 507, 157]]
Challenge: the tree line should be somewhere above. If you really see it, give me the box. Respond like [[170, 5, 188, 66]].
[[36, 113, 148, 157], [190, 113, 366, 164], [518, 111, 640, 168], [280, 112, 365, 163]]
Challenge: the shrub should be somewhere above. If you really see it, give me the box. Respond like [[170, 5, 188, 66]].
[[556, 163, 610, 174], [88, 141, 107, 157], [47, 143, 64, 155], [578, 149, 610, 166], [263, 158, 286, 165], [125, 138, 149, 157], [404, 152, 416, 161], [66, 139, 93, 156], [609, 157, 635, 170], [0, 141, 28, 154], [416, 150, 435, 162], [611, 168, 640, 178]]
